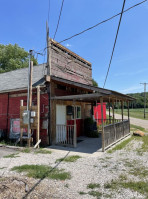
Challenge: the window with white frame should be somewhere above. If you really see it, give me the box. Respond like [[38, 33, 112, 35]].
[[72, 106, 81, 119]]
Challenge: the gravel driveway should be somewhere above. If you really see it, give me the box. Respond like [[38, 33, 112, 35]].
[[0, 137, 148, 199], [0, 146, 17, 158], [107, 111, 148, 130]]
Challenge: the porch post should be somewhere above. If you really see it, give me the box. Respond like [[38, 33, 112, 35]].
[[121, 100, 124, 136], [73, 101, 77, 148], [112, 99, 116, 141], [37, 86, 40, 148], [20, 100, 24, 146], [127, 100, 130, 132], [127, 101, 130, 121], [100, 97, 105, 152], [109, 98, 111, 124], [121, 100, 124, 121], [112, 99, 115, 123]]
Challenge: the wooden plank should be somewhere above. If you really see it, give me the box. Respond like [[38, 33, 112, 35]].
[[51, 93, 108, 101], [34, 139, 41, 148]]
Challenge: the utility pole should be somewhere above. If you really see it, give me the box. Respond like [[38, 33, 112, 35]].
[[46, 21, 52, 145], [140, 83, 148, 119], [27, 50, 33, 147]]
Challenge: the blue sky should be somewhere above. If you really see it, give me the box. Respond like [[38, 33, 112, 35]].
[[1, 0, 148, 93]]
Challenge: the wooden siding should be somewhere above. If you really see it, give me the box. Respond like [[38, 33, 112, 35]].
[[51, 45, 92, 85]]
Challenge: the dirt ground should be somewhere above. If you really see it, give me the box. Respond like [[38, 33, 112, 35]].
[[0, 136, 148, 199]]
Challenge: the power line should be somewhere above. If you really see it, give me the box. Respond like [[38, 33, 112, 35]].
[[59, 0, 147, 44], [33, 0, 147, 58], [103, 0, 126, 88], [53, 0, 65, 40]]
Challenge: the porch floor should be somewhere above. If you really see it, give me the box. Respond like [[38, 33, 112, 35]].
[[48, 136, 102, 155]]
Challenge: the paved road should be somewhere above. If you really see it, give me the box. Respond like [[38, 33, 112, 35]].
[[107, 111, 148, 130], [0, 147, 16, 158]]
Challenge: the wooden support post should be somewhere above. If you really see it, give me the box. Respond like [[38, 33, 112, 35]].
[[121, 100, 124, 121], [20, 100, 23, 146], [109, 98, 111, 124], [37, 86, 40, 148], [100, 97, 105, 152], [127, 101, 130, 121], [112, 99, 116, 141], [112, 100, 115, 123], [73, 101, 77, 148], [127, 101, 130, 132], [121, 101, 124, 136]]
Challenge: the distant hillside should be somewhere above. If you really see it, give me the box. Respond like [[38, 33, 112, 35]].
[[127, 92, 148, 108]]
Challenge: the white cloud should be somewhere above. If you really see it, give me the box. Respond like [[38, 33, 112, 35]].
[[120, 85, 143, 94], [114, 68, 148, 77], [65, 43, 72, 47]]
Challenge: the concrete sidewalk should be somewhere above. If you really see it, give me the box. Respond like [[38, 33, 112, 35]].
[[48, 136, 103, 157]]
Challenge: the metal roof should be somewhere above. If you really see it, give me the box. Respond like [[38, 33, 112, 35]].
[[0, 64, 46, 93]]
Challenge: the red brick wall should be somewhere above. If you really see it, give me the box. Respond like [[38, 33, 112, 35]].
[[0, 91, 49, 146]]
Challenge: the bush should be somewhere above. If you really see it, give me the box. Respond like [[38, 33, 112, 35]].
[[84, 118, 99, 138]]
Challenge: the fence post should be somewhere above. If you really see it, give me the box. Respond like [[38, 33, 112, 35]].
[[101, 97, 105, 152], [127, 101, 130, 132], [121, 100, 124, 136], [112, 99, 116, 142]]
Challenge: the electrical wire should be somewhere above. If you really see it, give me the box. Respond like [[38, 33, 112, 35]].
[[103, 0, 126, 88], [59, 0, 147, 44], [53, 0, 65, 40]]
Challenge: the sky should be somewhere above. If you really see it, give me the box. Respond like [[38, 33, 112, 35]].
[[0, 0, 148, 94]]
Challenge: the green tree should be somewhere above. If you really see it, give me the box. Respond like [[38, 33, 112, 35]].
[[92, 78, 98, 87], [0, 44, 38, 73]]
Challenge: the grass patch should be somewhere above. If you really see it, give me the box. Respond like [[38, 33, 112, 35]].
[[3, 153, 20, 158], [121, 181, 148, 196], [0, 167, 6, 170], [107, 137, 133, 153], [79, 191, 87, 195], [88, 191, 102, 199], [130, 124, 146, 132], [87, 183, 100, 189], [104, 179, 148, 196], [56, 155, 81, 163], [34, 149, 52, 154], [134, 136, 148, 152], [119, 174, 128, 181], [114, 108, 148, 120], [129, 166, 148, 179], [11, 164, 71, 180], [21, 148, 31, 153]]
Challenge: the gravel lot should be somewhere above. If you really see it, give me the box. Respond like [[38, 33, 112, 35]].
[[0, 138, 148, 199]]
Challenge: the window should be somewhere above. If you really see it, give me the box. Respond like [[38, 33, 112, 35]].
[[77, 106, 81, 119], [71, 106, 81, 119]]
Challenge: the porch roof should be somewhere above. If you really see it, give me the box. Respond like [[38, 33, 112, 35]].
[[50, 76, 135, 102]]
